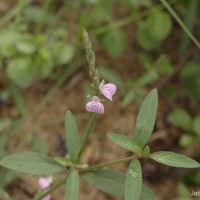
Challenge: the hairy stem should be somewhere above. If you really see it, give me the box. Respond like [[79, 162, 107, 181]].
[[81, 155, 139, 173], [77, 113, 98, 162]]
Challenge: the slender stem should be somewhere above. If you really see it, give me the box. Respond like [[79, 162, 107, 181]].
[[160, 0, 200, 49], [35, 0, 54, 34], [91, 0, 177, 36], [33, 156, 137, 199], [14, 0, 26, 26], [0, 0, 29, 26], [33, 178, 66, 200], [81, 156, 137, 174], [77, 113, 98, 162]]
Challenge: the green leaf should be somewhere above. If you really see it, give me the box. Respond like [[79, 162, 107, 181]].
[[0, 188, 13, 200], [133, 89, 158, 147], [154, 54, 173, 75], [0, 30, 20, 47], [23, 6, 57, 24], [136, 23, 159, 50], [7, 57, 36, 88], [0, 152, 65, 175], [83, 169, 125, 196], [99, 68, 125, 88], [35, 53, 54, 78], [193, 115, 200, 135], [83, 169, 157, 199], [101, 28, 127, 58], [53, 44, 75, 65], [146, 11, 172, 42], [15, 35, 36, 54], [125, 160, 142, 200], [167, 108, 192, 131], [65, 111, 80, 163], [120, 0, 152, 9], [55, 157, 73, 167], [90, 0, 114, 22], [10, 84, 26, 116], [180, 62, 200, 101], [140, 185, 157, 200], [179, 0, 198, 53], [108, 133, 143, 154], [179, 134, 195, 148], [136, 11, 172, 50], [150, 151, 200, 168], [65, 169, 79, 200]]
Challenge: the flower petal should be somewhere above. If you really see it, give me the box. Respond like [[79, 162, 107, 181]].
[[102, 83, 117, 101], [38, 177, 52, 189], [86, 101, 104, 114], [42, 195, 51, 200]]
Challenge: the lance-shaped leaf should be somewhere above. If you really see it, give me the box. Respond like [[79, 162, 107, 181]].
[[65, 169, 79, 200], [150, 151, 200, 168], [140, 185, 157, 200], [82, 169, 125, 196], [0, 152, 65, 175], [108, 133, 143, 154], [125, 160, 142, 200], [83, 169, 157, 199], [65, 111, 80, 162], [133, 89, 158, 147]]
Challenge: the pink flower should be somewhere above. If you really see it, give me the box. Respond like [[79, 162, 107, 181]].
[[38, 177, 52, 200], [99, 80, 117, 101], [41, 195, 51, 200], [86, 96, 104, 114]]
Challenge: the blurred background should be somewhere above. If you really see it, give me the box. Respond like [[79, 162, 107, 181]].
[[0, 0, 200, 199]]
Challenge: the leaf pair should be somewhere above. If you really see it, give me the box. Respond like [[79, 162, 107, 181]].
[[108, 89, 158, 156], [83, 167, 157, 200]]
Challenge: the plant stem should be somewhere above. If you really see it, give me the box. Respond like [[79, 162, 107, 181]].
[[33, 178, 66, 200], [160, 0, 200, 49], [81, 156, 137, 173], [77, 113, 98, 162], [35, 0, 54, 34], [91, 0, 177, 36]]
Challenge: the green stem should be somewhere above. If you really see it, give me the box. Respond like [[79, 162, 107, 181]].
[[0, 0, 30, 25], [160, 0, 200, 49], [33, 178, 66, 200], [77, 113, 98, 162], [33, 156, 135, 199], [14, 0, 27, 26], [35, 0, 54, 34], [81, 156, 136, 173], [91, 0, 177, 36]]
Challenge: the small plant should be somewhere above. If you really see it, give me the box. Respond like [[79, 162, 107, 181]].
[[0, 30, 199, 200]]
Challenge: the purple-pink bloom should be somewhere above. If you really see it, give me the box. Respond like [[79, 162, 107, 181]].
[[99, 80, 117, 101], [38, 177, 52, 200], [86, 96, 104, 114], [38, 177, 52, 189], [42, 195, 51, 200]]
